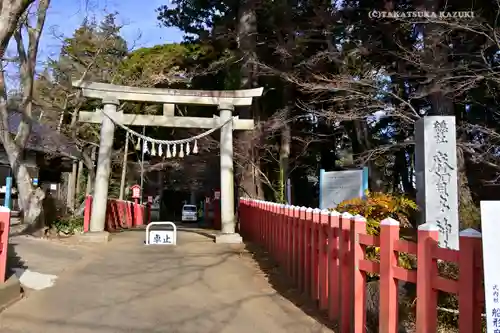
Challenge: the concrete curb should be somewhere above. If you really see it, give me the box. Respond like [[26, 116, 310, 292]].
[[0, 275, 23, 313]]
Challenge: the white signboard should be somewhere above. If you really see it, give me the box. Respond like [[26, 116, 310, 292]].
[[319, 170, 363, 209], [145, 222, 177, 245], [149, 230, 175, 244], [480, 201, 500, 333]]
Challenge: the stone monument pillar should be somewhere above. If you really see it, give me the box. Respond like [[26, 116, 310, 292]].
[[415, 116, 459, 249]]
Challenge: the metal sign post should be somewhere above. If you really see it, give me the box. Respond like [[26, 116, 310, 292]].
[[145, 221, 177, 245]]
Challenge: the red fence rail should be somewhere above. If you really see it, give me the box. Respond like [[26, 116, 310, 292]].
[[0, 208, 10, 283], [239, 198, 484, 333], [84, 196, 150, 232]]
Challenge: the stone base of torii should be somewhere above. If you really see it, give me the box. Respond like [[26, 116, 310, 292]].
[[73, 81, 263, 243]]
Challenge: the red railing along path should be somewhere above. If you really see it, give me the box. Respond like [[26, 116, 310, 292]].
[[0, 207, 11, 283], [83, 196, 150, 232], [239, 198, 484, 333]]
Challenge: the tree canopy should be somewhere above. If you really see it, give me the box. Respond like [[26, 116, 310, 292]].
[[20, 0, 500, 228], [155, 0, 500, 226]]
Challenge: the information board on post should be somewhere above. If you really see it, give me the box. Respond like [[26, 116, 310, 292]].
[[480, 201, 500, 333], [319, 169, 367, 209]]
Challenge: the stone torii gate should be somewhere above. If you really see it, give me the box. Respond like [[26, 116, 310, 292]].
[[73, 81, 263, 243]]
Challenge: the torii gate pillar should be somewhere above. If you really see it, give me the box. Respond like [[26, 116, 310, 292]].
[[88, 97, 118, 238], [216, 104, 240, 243]]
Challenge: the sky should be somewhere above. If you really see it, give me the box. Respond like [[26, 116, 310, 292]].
[[39, 0, 184, 61]]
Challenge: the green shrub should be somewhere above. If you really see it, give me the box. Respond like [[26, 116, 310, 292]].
[[333, 191, 417, 234], [333, 191, 418, 273], [52, 215, 84, 235]]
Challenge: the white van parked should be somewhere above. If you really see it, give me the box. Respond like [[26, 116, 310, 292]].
[[181, 204, 197, 222]]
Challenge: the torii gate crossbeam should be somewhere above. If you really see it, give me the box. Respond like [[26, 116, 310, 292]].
[[74, 81, 263, 243]]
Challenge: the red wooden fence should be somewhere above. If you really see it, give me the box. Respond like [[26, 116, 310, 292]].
[[239, 198, 484, 333], [84, 196, 150, 232], [0, 207, 11, 283]]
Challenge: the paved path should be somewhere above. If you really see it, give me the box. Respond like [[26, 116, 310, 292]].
[[7, 235, 93, 290], [0, 229, 333, 333]]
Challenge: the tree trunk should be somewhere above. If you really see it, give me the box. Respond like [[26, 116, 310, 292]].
[[394, 149, 415, 197], [346, 120, 384, 191], [16, 166, 45, 226], [277, 0, 294, 204], [279, 123, 290, 203], [418, 0, 475, 216], [0, 0, 49, 228], [236, 0, 263, 199], [456, 146, 479, 228]]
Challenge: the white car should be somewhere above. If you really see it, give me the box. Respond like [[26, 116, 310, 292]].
[[181, 204, 198, 222]]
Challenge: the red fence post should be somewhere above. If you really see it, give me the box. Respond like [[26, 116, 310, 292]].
[[318, 209, 330, 311], [328, 210, 341, 321], [379, 217, 400, 333], [134, 202, 144, 228], [285, 205, 293, 276], [339, 212, 353, 333], [278, 204, 285, 266], [275, 203, 278, 259], [298, 206, 307, 293], [109, 200, 117, 230], [269, 202, 273, 256], [83, 195, 92, 232], [458, 228, 482, 333], [245, 199, 251, 239], [255, 199, 260, 242], [259, 201, 264, 244], [272, 202, 277, 256], [239, 198, 245, 237], [311, 208, 321, 303], [352, 215, 367, 333], [304, 207, 313, 296], [291, 206, 300, 284], [251, 200, 257, 241], [272, 203, 278, 260], [0, 207, 11, 283], [416, 223, 439, 333], [274, 204, 279, 261], [118, 201, 126, 229], [264, 202, 268, 250], [238, 198, 244, 237], [265, 202, 270, 251], [261, 200, 266, 244], [250, 199, 257, 241], [115, 200, 123, 228], [105, 200, 115, 231], [263, 202, 269, 250], [254, 200, 259, 242], [126, 201, 133, 228]]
